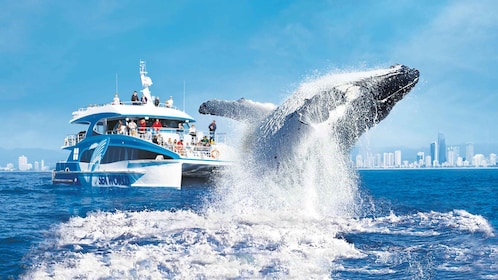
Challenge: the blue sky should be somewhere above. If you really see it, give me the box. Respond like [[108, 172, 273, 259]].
[[1, 0, 498, 153]]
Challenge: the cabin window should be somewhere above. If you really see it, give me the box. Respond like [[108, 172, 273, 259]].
[[79, 146, 172, 163]]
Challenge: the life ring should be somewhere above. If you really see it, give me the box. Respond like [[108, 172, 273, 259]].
[[211, 149, 220, 159]]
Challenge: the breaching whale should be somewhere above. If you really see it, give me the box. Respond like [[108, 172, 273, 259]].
[[199, 64, 419, 172]]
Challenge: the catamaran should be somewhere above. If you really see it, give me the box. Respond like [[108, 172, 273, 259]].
[[52, 61, 231, 188]]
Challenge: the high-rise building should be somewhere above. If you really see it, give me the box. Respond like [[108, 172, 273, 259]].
[[438, 132, 447, 164], [416, 152, 425, 166], [375, 153, 382, 167], [474, 154, 486, 167], [430, 141, 438, 166], [447, 146, 460, 167], [425, 155, 432, 167], [489, 153, 497, 166], [394, 150, 402, 167], [466, 143, 474, 165], [18, 155, 28, 171]]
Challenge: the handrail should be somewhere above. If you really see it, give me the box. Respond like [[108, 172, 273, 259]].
[[62, 129, 227, 160]]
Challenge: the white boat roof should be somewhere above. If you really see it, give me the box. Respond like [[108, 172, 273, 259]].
[[70, 103, 196, 124]]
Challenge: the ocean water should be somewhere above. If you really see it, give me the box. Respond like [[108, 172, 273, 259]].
[[1, 169, 496, 279]]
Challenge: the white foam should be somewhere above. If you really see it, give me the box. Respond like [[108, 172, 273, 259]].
[[24, 209, 366, 279]]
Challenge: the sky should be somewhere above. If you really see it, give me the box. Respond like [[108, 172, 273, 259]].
[[1, 0, 498, 154]]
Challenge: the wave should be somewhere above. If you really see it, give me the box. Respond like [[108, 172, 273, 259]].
[[22, 208, 495, 279]]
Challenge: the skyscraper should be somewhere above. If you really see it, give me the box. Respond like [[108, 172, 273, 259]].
[[394, 150, 402, 167], [430, 141, 438, 166], [438, 132, 447, 165], [466, 143, 474, 165], [18, 155, 28, 171]]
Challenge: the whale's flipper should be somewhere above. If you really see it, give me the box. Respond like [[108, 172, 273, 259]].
[[297, 88, 346, 125], [199, 98, 276, 122]]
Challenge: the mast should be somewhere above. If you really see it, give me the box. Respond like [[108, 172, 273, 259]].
[[140, 60, 153, 106]]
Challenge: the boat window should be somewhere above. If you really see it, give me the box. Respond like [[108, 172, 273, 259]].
[[93, 121, 105, 135], [79, 146, 172, 163], [80, 149, 93, 163]]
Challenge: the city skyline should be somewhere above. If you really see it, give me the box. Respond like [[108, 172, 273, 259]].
[[0, 155, 50, 172], [355, 132, 498, 169]]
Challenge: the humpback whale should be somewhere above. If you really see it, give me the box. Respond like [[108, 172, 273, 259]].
[[199, 64, 419, 172]]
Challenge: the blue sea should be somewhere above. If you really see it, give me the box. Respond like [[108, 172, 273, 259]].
[[1, 169, 497, 279]]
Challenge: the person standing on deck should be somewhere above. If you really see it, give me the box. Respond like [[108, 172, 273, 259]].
[[188, 124, 197, 144], [165, 96, 174, 108], [209, 120, 216, 142], [131, 91, 140, 105]]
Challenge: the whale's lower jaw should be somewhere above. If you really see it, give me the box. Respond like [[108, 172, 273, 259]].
[[199, 64, 420, 169]]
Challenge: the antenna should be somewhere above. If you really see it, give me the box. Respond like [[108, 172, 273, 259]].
[[115, 73, 118, 93], [183, 80, 186, 112]]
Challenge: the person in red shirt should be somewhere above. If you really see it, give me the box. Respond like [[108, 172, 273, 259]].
[[138, 119, 147, 136], [151, 119, 162, 132]]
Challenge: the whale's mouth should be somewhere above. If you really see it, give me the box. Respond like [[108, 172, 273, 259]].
[[378, 75, 419, 104], [371, 65, 420, 104]]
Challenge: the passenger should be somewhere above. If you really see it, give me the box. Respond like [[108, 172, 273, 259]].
[[131, 91, 140, 105], [156, 133, 163, 145], [176, 140, 184, 155], [178, 123, 184, 140], [188, 124, 197, 144], [118, 120, 128, 134], [152, 134, 159, 144], [165, 96, 174, 108], [138, 119, 147, 136], [152, 119, 162, 132], [128, 119, 137, 136], [113, 93, 120, 105], [154, 96, 160, 106], [115, 120, 124, 134], [141, 93, 148, 105], [173, 139, 178, 152], [167, 138, 174, 149], [201, 135, 210, 146], [208, 120, 216, 141]]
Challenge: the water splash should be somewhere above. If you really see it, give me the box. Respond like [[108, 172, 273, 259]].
[[208, 119, 360, 220]]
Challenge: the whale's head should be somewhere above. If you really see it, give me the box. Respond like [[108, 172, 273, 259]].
[[199, 64, 419, 167], [353, 64, 419, 120]]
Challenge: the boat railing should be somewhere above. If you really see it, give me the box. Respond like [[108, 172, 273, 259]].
[[62, 128, 228, 159], [63, 131, 86, 147]]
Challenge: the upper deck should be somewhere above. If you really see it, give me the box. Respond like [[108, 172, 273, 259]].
[[71, 101, 195, 125]]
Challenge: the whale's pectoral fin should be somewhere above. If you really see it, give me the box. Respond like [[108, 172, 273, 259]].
[[296, 89, 346, 125], [199, 98, 276, 122]]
